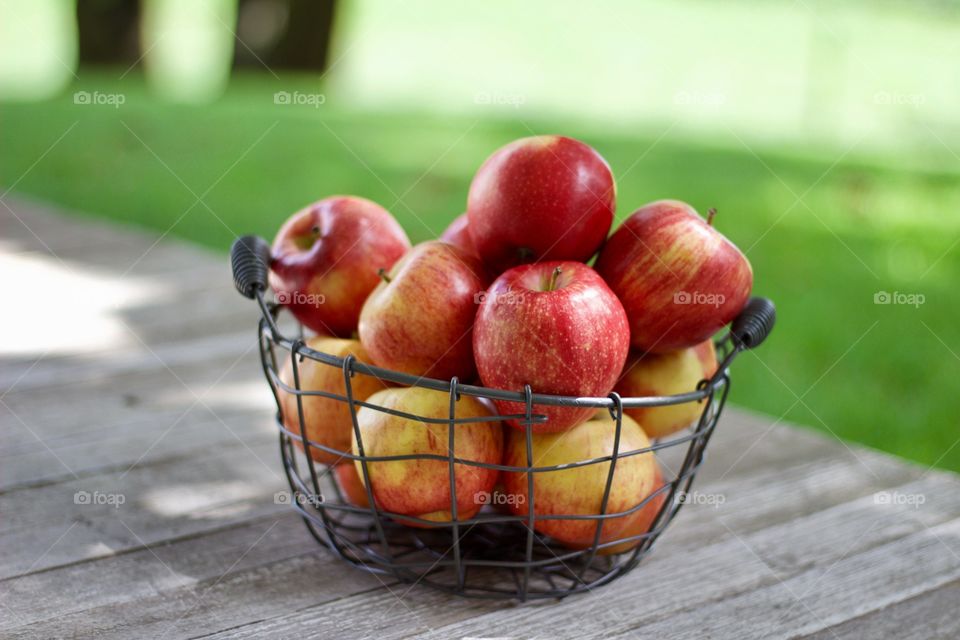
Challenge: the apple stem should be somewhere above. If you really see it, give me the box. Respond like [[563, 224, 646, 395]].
[[546, 266, 563, 292], [377, 268, 392, 284], [707, 208, 717, 226]]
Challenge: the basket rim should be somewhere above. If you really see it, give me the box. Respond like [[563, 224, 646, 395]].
[[259, 303, 738, 411]]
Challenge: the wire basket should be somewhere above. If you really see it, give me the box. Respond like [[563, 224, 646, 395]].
[[231, 235, 776, 601]]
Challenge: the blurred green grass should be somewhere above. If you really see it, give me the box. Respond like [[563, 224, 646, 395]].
[[1, 73, 957, 472]]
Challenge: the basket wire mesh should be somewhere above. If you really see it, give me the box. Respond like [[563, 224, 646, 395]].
[[232, 234, 773, 601]]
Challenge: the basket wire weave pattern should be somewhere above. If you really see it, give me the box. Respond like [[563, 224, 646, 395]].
[[232, 234, 775, 601]]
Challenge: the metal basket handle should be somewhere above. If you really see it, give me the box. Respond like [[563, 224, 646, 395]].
[[231, 235, 272, 299], [731, 296, 776, 349]]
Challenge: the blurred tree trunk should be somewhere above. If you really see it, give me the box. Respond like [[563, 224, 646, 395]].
[[76, 0, 142, 65], [235, 0, 337, 72]]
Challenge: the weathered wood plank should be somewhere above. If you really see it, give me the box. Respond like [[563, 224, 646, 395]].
[[0, 513, 386, 634], [660, 447, 920, 550], [800, 578, 960, 640], [203, 474, 960, 640], [0, 196, 155, 254], [0, 411, 274, 491], [0, 423, 930, 638], [603, 517, 960, 639], [0, 439, 288, 579], [0, 196, 232, 280], [400, 474, 960, 640], [0, 328, 260, 395], [4, 553, 393, 640], [0, 345, 264, 446]]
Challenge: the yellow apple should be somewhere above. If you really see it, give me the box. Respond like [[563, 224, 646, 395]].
[[352, 387, 503, 526], [502, 411, 663, 551], [278, 337, 389, 465], [615, 340, 718, 439]]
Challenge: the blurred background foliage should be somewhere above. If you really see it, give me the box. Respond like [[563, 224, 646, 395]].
[[1, 0, 957, 470]]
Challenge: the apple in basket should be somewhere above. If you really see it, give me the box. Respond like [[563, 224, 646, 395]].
[[270, 196, 410, 337], [439, 213, 479, 258], [277, 337, 388, 466], [333, 463, 370, 508], [595, 200, 752, 353], [615, 340, 719, 439], [501, 411, 666, 553], [352, 387, 502, 526], [467, 135, 615, 272], [359, 241, 490, 380], [473, 261, 630, 432]]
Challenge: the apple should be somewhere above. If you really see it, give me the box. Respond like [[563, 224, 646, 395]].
[[595, 200, 752, 353], [467, 135, 615, 272], [358, 241, 490, 380], [601, 466, 668, 555], [501, 410, 665, 551], [439, 213, 478, 258], [277, 337, 389, 466], [352, 387, 503, 525], [333, 463, 369, 508], [473, 261, 630, 432], [270, 196, 411, 336], [616, 340, 718, 439]]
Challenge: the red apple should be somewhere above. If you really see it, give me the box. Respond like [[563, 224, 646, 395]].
[[358, 241, 490, 380], [277, 337, 389, 466], [270, 196, 411, 336], [595, 200, 752, 353], [473, 261, 630, 432], [616, 340, 718, 439], [502, 411, 664, 551], [333, 463, 369, 508], [439, 213, 478, 258], [467, 135, 615, 272], [352, 387, 503, 526]]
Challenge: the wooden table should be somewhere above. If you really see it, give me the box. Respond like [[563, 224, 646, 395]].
[[2, 196, 959, 639]]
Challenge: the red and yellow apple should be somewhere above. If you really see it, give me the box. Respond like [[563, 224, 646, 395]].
[[352, 387, 503, 525], [333, 463, 370, 508], [616, 340, 718, 439], [602, 467, 668, 554], [467, 135, 615, 272], [278, 337, 389, 465], [270, 196, 410, 336], [473, 261, 630, 432], [502, 411, 665, 552], [358, 241, 490, 380], [595, 200, 752, 353], [439, 213, 478, 258]]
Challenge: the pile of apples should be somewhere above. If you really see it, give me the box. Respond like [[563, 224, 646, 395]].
[[268, 135, 753, 552]]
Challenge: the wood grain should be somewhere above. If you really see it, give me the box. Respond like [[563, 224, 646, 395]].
[[3, 197, 959, 640]]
